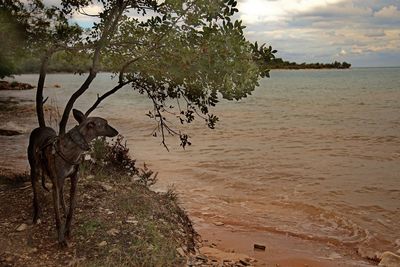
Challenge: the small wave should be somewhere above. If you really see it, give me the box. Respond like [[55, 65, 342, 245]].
[[199, 199, 374, 251]]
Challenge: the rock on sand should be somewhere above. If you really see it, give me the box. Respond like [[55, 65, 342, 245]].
[[379, 251, 400, 267], [16, 223, 28, 232]]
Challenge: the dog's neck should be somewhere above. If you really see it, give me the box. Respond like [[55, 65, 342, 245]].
[[57, 126, 91, 166], [67, 126, 90, 151]]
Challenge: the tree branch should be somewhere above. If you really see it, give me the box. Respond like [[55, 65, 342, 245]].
[[142, 86, 182, 151], [175, 88, 206, 120], [85, 78, 134, 116], [150, 94, 169, 151], [59, 3, 125, 134]]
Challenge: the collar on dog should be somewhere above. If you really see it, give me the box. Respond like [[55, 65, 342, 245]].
[[53, 139, 82, 166], [67, 126, 90, 151]]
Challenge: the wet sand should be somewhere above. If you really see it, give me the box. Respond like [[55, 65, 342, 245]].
[[195, 222, 375, 266]]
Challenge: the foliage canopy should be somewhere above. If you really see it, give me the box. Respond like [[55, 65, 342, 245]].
[[0, 0, 275, 148]]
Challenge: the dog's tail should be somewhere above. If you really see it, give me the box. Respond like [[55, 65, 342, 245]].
[[41, 174, 49, 192], [38, 144, 52, 192]]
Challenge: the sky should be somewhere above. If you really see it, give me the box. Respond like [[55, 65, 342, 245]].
[[50, 0, 400, 67], [237, 0, 400, 67]]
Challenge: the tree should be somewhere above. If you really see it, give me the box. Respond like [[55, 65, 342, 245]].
[[0, 0, 29, 78], [341, 61, 351, 68], [2, 0, 275, 148]]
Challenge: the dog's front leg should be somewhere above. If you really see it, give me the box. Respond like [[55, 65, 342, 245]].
[[59, 182, 67, 218], [65, 171, 78, 239], [52, 180, 67, 247]]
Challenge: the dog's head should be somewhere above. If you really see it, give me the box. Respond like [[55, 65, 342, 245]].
[[73, 109, 118, 139]]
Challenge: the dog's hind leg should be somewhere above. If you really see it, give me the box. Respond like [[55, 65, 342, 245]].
[[41, 171, 49, 192], [65, 171, 78, 239], [31, 165, 40, 224]]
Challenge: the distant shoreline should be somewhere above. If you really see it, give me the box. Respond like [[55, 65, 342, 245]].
[[270, 67, 351, 70], [6, 68, 351, 77], [9, 66, 400, 75], [4, 57, 351, 75], [268, 59, 351, 69]]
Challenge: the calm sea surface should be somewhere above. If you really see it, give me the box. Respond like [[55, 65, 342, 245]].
[[1, 68, 400, 257]]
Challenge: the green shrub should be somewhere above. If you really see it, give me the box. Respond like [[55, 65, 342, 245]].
[[83, 135, 158, 187]]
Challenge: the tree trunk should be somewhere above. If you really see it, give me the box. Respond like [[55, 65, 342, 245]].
[[36, 52, 51, 128]]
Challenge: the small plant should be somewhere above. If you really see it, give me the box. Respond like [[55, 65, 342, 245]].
[[164, 186, 178, 202], [107, 135, 137, 176], [137, 163, 158, 188], [86, 135, 138, 177], [10, 81, 19, 88], [90, 137, 109, 163], [84, 135, 159, 188], [79, 220, 103, 236]]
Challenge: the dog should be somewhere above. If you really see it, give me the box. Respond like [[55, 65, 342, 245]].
[[28, 109, 118, 247]]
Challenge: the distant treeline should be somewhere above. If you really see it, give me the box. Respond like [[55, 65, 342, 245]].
[[4, 52, 351, 75], [13, 51, 92, 74], [269, 58, 351, 69]]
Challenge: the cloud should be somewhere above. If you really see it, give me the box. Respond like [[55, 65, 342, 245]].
[[363, 29, 386, 38], [299, 2, 372, 19], [339, 48, 347, 56], [374, 5, 400, 19], [71, 4, 103, 21], [238, 0, 348, 24]]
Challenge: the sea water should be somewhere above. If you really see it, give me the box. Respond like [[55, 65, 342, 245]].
[[1, 68, 399, 257]]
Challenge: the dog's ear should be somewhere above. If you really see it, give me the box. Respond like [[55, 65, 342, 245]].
[[72, 109, 86, 124]]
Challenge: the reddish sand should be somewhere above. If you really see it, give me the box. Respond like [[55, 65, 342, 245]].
[[194, 221, 374, 267]]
